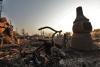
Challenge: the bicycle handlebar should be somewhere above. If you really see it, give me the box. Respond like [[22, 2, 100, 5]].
[[38, 26, 62, 39]]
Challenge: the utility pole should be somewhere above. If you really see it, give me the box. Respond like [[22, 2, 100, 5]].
[[0, 0, 3, 17], [0, 0, 3, 48]]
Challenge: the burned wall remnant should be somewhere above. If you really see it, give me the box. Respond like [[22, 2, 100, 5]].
[[71, 6, 98, 50], [0, 17, 13, 44]]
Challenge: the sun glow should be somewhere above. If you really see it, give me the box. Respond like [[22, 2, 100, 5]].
[[51, 10, 75, 33]]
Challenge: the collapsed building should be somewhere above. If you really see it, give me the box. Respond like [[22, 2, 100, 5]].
[[0, 17, 14, 44]]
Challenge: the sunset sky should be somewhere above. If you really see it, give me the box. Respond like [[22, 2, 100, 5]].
[[2, 0, 100, 35]]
